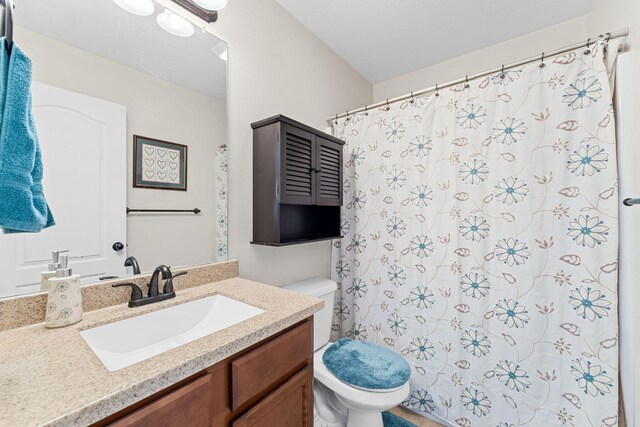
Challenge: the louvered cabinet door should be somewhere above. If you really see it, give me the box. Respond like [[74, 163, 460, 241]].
[[280, 125, 316, 205], [315, 137, 343, 206]]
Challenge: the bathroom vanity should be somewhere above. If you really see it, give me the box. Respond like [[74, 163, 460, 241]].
[[0, 262, 323, 426], [96, 318, 313, 427]]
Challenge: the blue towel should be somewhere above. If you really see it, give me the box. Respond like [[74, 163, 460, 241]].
[[323, 338, 411, 390], [0, 40, 9, 142], [0, 37, 54, 233]]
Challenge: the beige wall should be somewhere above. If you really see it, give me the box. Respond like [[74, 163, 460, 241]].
[[17, 26, 227, 274], [155, 0, 373, 286], [589, 0, 639, 50], [373, 16, 589, 102]]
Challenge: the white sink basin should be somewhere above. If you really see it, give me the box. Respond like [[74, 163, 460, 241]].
[[80, 295, 265, 371]]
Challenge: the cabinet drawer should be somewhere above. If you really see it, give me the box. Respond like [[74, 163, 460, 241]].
[[109, 374, 211, 427], [231, 367, 313, 427], [230, 320, 313, 411]]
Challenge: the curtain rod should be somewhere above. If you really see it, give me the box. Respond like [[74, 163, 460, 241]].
[[327, 27, 629, 124]]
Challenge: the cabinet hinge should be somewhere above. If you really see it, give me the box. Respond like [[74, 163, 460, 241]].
[[276, 183, 280, 196]]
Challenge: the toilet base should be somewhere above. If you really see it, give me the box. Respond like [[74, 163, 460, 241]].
[[314, 378, 405, 427], [314, 380, 347, 427], [346, 409, 383, 427]]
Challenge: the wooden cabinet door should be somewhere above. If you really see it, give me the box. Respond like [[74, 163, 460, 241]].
[[315, 136, 343, 206], [280, 124, 316, 205], [231, 367, 313, 427], [230, 319, 312, 411], [109, 374, 211, 427]]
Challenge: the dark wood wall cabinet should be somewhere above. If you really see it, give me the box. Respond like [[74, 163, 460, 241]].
[[251, 115, 345, 246], [93, 318, 314, 427]]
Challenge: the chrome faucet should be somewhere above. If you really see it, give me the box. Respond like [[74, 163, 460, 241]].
[[112, 265, 187, 308]]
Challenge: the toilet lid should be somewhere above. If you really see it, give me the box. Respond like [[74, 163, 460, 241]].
[[322, 338, 411, 390]]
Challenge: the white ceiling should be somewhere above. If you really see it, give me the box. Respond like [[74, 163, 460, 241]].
[[15, 0, 227, 100], [276, 0, 592, 83]]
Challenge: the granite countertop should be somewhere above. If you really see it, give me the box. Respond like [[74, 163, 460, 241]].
[[0, 278, 323, 427]]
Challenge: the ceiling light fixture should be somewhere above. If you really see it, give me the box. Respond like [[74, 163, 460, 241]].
[[193, 0, 228, 11], [156, 8, 195, 37], [112, 0, 155, 16], [169, 0, 219, 24]]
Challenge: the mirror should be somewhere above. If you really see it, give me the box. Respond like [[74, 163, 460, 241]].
[[0, 0, 228, 298]]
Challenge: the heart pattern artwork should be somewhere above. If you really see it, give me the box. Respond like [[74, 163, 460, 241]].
[[140, 143, 182, 185]]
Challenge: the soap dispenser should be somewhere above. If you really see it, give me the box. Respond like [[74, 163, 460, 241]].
[[45, 254, 83, 328], [40, 250, 68, 291]]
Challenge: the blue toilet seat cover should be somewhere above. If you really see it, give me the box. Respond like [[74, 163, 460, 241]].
[[322, 338, 411, 390]]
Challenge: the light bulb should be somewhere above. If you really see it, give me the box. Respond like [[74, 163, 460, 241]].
[[193, 0, 228, 11], [157, 9, 195, 37], [113, 0, 155, 16], [169, 14, 185, 30]]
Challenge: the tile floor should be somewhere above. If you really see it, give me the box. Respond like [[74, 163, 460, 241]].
[[390, 406, 445, 427]]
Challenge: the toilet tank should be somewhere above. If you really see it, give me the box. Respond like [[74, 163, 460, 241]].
[[284, 278, 337, 351]]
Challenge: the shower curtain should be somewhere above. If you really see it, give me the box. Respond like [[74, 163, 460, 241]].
[[332, 41, 619, 426], [215, 144, 228, 260]]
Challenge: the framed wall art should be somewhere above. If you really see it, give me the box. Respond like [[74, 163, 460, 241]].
[[133, 135, 187, 191]]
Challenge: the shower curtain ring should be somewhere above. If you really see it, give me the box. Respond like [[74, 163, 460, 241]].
[[584, 38, 591, 55], [364, 105, 368, 116], [465, 75, 470, 88], [386, 99, 390, 111], [539, 52, 545, 68], [500, 65, 505, 78], [335, 114, 338, 124], [435, 84, 440, 97], [409, 91, 414, 104]]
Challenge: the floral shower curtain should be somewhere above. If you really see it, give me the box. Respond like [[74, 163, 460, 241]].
[[215, 144, 228, 260], [331, 41, 620, 426]]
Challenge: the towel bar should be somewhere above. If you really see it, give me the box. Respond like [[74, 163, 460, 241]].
[[126, 208, 201, 214]]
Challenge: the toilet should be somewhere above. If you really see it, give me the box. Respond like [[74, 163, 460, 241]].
[[284, 278, 411, 427]]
